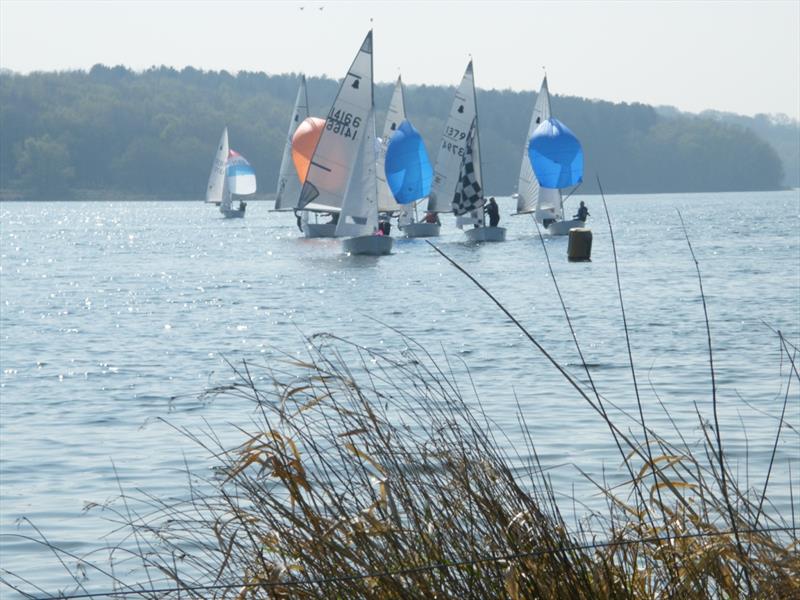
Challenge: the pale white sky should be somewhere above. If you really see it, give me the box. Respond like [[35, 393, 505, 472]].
[[1, 0, 798, 119]]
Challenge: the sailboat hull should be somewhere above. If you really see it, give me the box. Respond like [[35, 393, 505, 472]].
[[464, 226, 506, 242], [342, 235, 393, 256], [304, 223, 338, 238], [400, 222, 441, 238], [220, 207, 246, 219], [547, 219, 584, 236]]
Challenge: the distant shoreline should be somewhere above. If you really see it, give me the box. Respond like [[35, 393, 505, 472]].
[[1, 189, 795, 202]]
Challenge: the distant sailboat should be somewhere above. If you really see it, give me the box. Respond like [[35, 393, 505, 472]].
[[206, 127, 256, 218], [274, 75, 310, 212], [517, 77, 583, 235], [297, 31, 390, 255]]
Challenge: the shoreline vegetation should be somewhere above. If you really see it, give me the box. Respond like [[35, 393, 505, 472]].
[[1, 66, 796, 201], [2, 215, 797, 599]]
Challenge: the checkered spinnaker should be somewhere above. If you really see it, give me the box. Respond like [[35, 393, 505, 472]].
[[451, 119, 483, 216]]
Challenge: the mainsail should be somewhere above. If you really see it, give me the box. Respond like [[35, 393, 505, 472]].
[[516, 76, 563, 221], [274, 75, 309, 210], [335, 108, 379, 237], [376, 76, 406, 213], [298, 31, 374, 213], [427, 61, 477, 213], [206, 127, 229, 204]]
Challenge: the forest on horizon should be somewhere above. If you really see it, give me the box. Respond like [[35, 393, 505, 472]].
[[0, 65, 796, 200]]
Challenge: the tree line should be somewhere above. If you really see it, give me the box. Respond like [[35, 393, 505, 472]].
[[0, 64, 790, 199]]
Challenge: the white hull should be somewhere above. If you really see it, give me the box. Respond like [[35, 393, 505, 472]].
[[464, 226, 506, 242], [220, 207, 246, 219], [400, 222, 441, 238], [342, 235, 393, 256], [547, 219, 584, 236], [304, 223, 339, 238]]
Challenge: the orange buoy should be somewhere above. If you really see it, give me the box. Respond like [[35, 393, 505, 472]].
[[291, 117, 326, 184]]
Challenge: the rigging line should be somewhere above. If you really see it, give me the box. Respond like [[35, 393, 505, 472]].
[[21, 527, 798, 598]]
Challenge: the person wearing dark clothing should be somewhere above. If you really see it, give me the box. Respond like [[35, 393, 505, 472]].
[[574, 201, 589, 222], [484, 197, 500, 227], [423, 211, 440, 225], [294, 209, 304, 232]]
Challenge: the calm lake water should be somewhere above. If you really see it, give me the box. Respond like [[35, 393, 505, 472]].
[[1, 191, 799, 595]]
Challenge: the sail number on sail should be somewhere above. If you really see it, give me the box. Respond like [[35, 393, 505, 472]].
[[441, 125, 467, 156], [326, 109, 362, 140]]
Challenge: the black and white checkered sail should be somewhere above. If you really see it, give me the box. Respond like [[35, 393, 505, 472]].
[[451, 119, 483, 216]]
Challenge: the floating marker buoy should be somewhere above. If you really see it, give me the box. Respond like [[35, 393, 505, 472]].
[[568, 228, 592, 261]]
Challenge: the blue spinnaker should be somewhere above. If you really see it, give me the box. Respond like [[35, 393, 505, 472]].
[[384, 120, 433, 204], [528, 118, 584, 189]]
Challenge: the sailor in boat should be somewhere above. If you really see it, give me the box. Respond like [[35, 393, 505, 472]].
[[238, 200, 247, 213], [294, 209, 303, 232], [574, 201, 589, 223], [423, 211, 440, 225], [484, 197, 500, 227], [378, 214, 392, 236]]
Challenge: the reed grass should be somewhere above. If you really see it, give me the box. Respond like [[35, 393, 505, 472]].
[[3, 223, 798, 600]]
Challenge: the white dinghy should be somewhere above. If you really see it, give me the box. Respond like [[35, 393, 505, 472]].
[[515, 76, 583, 235], [448, 62, 505, 242], [454, 117, 506, 243], [403, 61, 487, 238], [297, 31, 391, 255], [205, 127, 256, 218], [379, 80, 439, 238]]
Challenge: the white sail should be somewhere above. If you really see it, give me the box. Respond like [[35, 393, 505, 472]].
[[428, 61, 477, 213], [335, 109, 379, 237], [376, 76, 406, 213], [298, 31, 374, 213], [206, 127, 228, 204], [274, 75, 309, 210], [517, 76, 563, 221]]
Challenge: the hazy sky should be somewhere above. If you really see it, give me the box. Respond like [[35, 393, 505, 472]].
[[1, 0, 798, 119]]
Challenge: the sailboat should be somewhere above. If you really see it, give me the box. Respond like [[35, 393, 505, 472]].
[[403, 63, 484, 238], [291, 117, 338, 237], [427, 61, 504, 242], [515, 77, 583, 235], [297, 31, 391, 255], [205, 127, 256, 218], [273, 75, 309, 212]]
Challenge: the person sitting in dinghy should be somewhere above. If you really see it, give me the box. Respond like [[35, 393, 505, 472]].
[[574, 201, 589, 223], [423, 211, 440, 225]]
